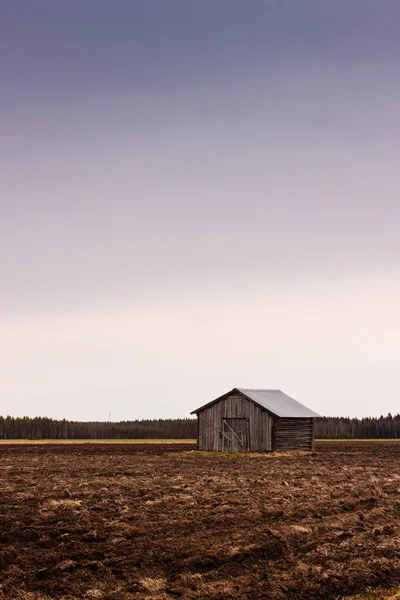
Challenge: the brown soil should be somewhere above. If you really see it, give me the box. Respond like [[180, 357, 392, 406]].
[[1, 441, 400, 599]]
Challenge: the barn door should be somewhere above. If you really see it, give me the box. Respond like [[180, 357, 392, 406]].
[[222, 418, 250, 452]]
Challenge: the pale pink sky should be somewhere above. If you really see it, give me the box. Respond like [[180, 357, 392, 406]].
[[1, 1, 400, 419]]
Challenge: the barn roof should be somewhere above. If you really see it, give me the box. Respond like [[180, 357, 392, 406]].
[[191, 388, 320, 418]]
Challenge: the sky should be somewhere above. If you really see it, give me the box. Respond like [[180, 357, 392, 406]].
[[1, 0, 400, 421]]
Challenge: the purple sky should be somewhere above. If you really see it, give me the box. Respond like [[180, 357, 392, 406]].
[[1, 1, 400, 420]]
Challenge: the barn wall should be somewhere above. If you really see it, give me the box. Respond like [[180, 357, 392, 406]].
[[197, 393, 272, 452], [273, 418, 314, 451]]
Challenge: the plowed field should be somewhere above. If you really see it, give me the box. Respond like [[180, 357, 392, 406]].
[[1, 441, 400, 599]]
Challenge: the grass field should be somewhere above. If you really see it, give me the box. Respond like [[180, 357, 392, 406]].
[[315, 439, 400, 442], [0, 439, 196, 444], [1, 440, 400, 599]]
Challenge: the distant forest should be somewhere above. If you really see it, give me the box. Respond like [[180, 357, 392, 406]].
[[0, 417, 196, 440], [0, 414, 400, 440], [315, 415, 400, 439]]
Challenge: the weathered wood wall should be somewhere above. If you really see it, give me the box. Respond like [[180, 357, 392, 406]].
[[198, 393, 272, 452], [273, 418, 314, 451]]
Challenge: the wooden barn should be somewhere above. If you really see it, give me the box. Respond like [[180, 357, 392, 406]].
[[191, 388, 319, 452]]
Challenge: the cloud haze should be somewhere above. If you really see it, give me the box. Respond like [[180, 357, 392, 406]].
[[1, 1, 400, 419]]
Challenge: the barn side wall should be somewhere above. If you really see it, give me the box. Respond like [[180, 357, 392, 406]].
[[197, 393, 272, 452], [273, 418, 314, 451]]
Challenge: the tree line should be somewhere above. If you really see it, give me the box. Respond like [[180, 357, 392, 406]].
[[0, 416, 197, 440], [314, 414, 400, 439], [0, 414, 399, 440]]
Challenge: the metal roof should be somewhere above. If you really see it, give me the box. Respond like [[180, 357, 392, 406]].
[[237, 389, 320, 418], [191, 388, 320, 418]]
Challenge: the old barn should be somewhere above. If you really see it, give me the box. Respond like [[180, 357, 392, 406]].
[[191, 388, 319, 452]]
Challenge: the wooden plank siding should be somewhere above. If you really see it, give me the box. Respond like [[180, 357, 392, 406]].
[[197, 393, 272, 452], [273, 418, 314, 451]]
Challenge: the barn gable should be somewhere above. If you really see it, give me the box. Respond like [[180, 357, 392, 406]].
[[191, 388, 319, 419], [195, 391, 273, 452], [191, 388, 319, 453]]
